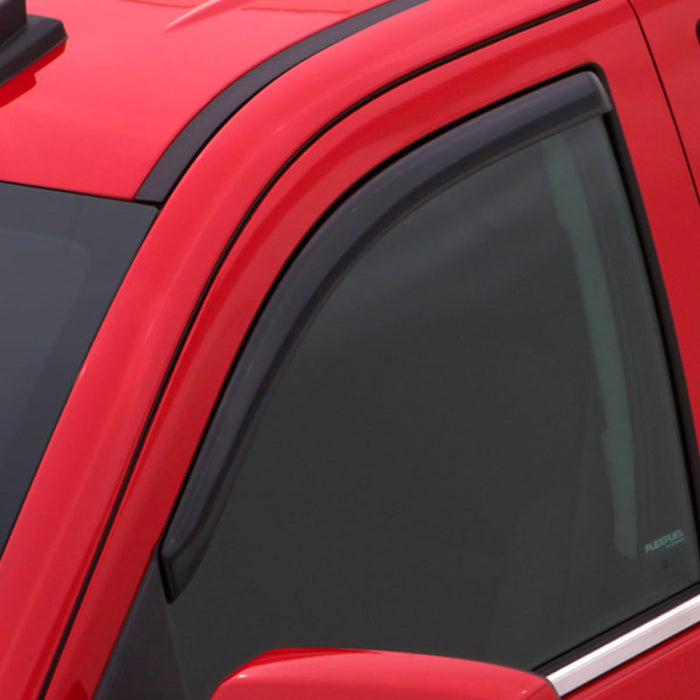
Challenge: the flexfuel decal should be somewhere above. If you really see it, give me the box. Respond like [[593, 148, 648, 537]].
[[644, 529, 686, 554]]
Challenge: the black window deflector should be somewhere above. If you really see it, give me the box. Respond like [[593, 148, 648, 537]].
[[0, 0, 66, 88], [159, 71, 612, 601]]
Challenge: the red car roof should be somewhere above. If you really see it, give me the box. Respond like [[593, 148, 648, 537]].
[[0, 0, 404, 199]]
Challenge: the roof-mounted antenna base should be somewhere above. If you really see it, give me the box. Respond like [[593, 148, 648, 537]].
[[0, 0, 66, 87]]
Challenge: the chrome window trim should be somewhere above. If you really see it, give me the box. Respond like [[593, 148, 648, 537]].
[[547, 592, 700, 695]]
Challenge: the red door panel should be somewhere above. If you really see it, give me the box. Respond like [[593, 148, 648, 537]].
[[26, 1, 700, 698], [568, 624, 700, 699], [627, 0, 700, 194]]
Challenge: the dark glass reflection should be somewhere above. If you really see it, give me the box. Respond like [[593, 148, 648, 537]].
[[0, 183, 156, 552], [169, 119, 699, 699]]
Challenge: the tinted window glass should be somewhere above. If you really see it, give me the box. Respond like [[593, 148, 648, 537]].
[[0, 184, 156, 553], [168, 118, 699, 699]]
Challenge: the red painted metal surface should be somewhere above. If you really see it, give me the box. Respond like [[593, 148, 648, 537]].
[[627, 0, 700, 195], [211, 649, 557, 700], [26, 1, 700, 698], [0, 0, 698, 698], [0, 0, 405, 198], [567, 623, 700, 699]]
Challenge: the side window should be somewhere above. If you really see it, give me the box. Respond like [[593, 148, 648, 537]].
[[164, 77, 699, 699]]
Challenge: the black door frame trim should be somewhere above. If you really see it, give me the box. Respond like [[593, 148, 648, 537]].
[[135, 0, 600, 205], [135, 0, 431, 204]]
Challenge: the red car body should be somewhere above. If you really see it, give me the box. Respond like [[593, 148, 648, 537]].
[[0, 0, 699, 697]]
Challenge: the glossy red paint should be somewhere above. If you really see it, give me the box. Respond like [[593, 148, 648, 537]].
[[627, 0, 700, 194], [210, 648, 557, 700], [567, 624, 700, 699], [1, 0, 699, 697], [0, 0, 403, 198], [3, 0, 605, 696], [24, 0, 700, 698]]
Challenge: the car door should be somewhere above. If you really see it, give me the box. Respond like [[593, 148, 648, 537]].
[[37, 0, 700, 698], [626, 0, 700, 193]]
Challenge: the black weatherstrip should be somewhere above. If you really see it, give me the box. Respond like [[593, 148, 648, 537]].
[[135, 0, 430, 204]]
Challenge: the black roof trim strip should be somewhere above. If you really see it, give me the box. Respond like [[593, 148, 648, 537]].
[[135, 0, 430, 204], [0, 14, 66, 88]]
